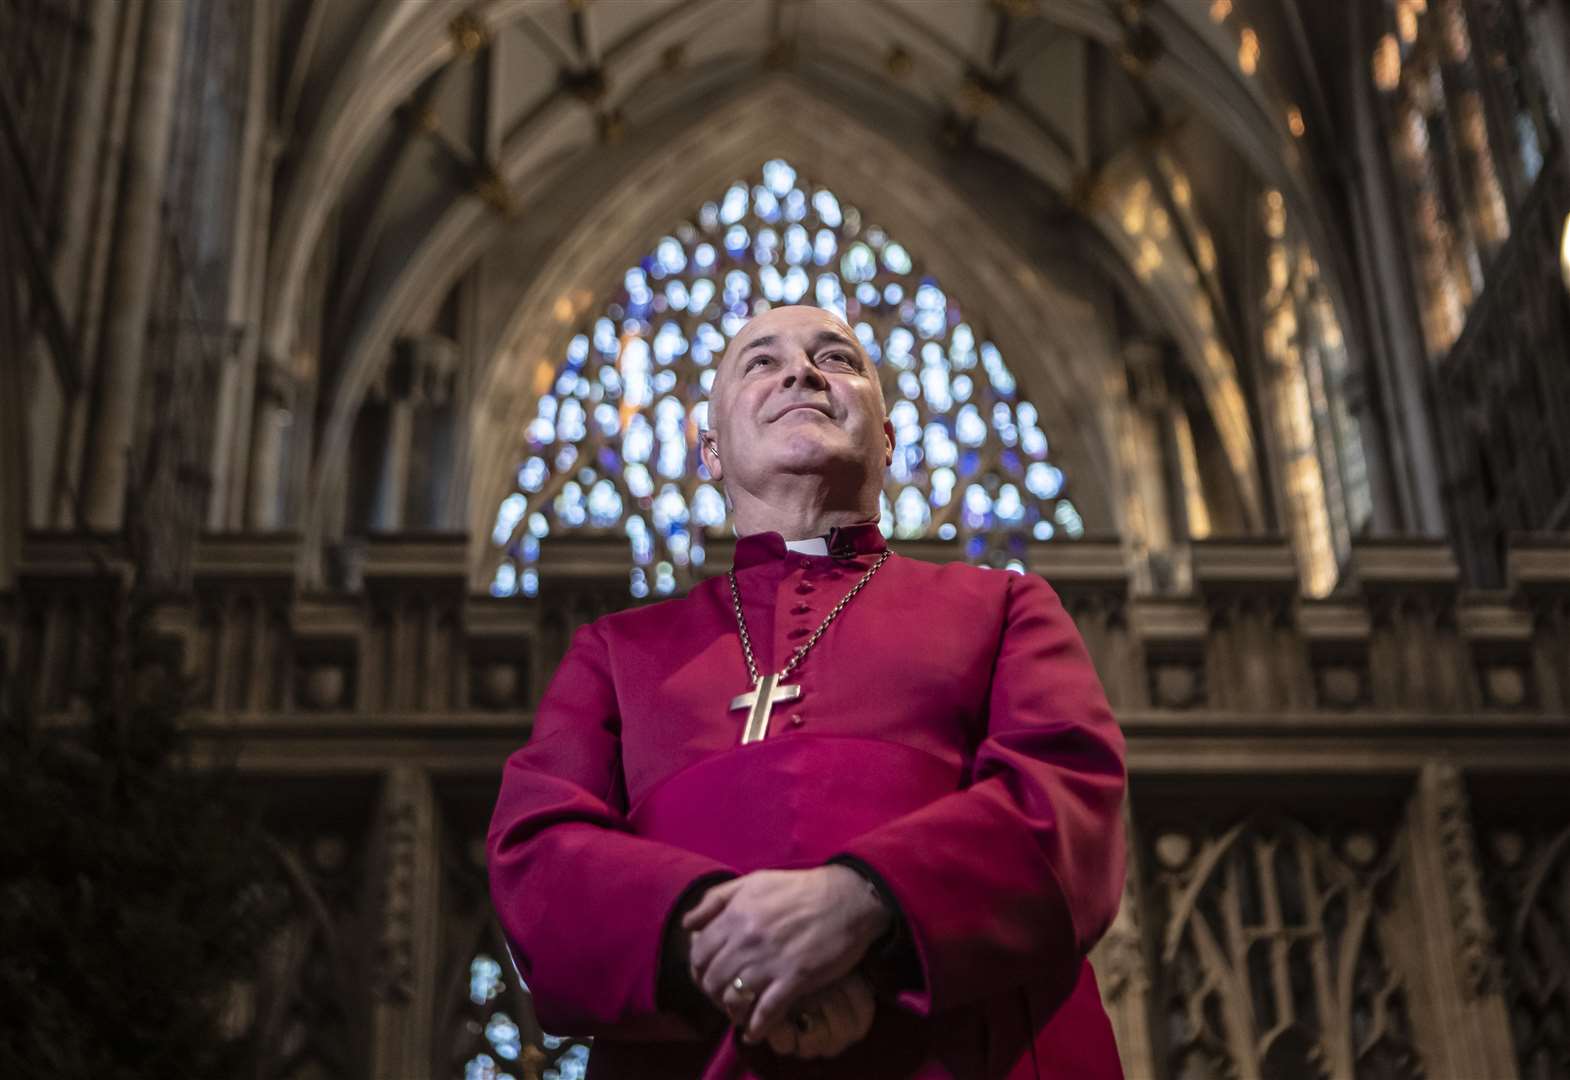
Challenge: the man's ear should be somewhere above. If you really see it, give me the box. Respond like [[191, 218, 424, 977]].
[[882, 417, 895, 467], [702, 434, 724, 481]]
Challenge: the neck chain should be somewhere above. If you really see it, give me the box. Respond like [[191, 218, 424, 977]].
[[725, 549, 890, 743]]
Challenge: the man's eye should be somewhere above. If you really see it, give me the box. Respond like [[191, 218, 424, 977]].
[[747, 355, 774, 370], [821, 353, 856, 368]]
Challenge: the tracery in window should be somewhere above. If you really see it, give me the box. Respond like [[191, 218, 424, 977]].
[[489, 160, 1080, 598], [1261, 191, 1373, 597], [1374, 0, 1555, 357]]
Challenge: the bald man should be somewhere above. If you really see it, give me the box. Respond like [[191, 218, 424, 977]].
[[488, 305, 1127, 1078]]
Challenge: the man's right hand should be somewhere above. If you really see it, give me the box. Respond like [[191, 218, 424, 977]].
[[754, 971, 876, 1059]]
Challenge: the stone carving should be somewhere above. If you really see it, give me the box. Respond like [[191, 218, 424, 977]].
[[1429, 764, 1500, 999], [374, 799, 419, 1003], [1479, 817, 1570, 1078], [1149, 817, 1423, 1080]]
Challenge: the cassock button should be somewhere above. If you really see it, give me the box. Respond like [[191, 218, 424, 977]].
[[796, 583, 814, 594], [787, 627, 810, 639], [792, 602, 811, 614], [798, 557, 814, 569], [791, 715, 805, 727]]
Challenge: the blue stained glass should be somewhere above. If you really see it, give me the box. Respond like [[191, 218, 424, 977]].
[[782, 266, 809, 303], [752, 186, 780, 222], [520, 569, 539, 597], [567, 334, 590, 366], [490, 563, 517, 597], [966, 535, 986, 559], [518, 458, 548, 492], [894, 486, 930, 538], [492, 159, 1072, 597], [924, 423, 958, 469], [470, 955, 504, 1005], [955, 405, 986, 447], [782, 225, 809, 267], [783, 188, 807, 222], [486, 1013, 522, 1060], [655, 237, 686, 274], [525, 416, 554, 447], [593, 318, 618, 354], [763, 159, 797, 196], [688, 278, 715, 311], [812, 188, 842, 226], [815, 274, 844, 312], [720, 183, 748, 224], [813, 229, 837, 264], [759, 265, 784, 301], [1026, 462, 1063, 499], [842, 243, 876, 283], [588, 480, 622, 526], [557, 399, 586, 442]]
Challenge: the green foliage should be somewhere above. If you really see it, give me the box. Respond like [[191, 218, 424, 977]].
[[0, 586, 286, 1079]]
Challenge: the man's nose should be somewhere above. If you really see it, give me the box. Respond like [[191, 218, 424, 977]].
[[781, 353, 826, 389]]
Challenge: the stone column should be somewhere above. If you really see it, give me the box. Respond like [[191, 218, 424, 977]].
[[367, 765, 443, 1078], [80, 0, 186, 529], [28, 0, 118, 528], [375, 343, 421, 530], [1400, 763, 1519, 1079], [245, 358, 294, 530]]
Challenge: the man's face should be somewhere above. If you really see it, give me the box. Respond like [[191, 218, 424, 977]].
[[705, 305, 893, 500]]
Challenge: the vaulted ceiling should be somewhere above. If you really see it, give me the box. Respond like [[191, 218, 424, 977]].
[[257, 0, 1364, 569]]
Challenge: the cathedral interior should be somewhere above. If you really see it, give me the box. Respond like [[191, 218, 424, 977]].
[[4, 0, 1570, 1077]]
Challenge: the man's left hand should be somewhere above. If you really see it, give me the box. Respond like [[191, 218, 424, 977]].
[[683, 865, 891, 1042]]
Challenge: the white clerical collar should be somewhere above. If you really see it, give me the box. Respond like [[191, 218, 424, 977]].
[[782, 536, 829, 556]]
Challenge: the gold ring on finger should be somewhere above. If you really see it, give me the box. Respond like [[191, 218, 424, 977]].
[[730, 975, 756, 1003]]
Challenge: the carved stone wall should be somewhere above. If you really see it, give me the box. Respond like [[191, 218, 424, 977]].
[[4, 530, 1568, 1078]]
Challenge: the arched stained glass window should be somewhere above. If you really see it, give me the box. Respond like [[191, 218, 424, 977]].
[[1372, 0, 1557, 357], [1260, 189, 1373, 596], [490, 159, 1080, 598]]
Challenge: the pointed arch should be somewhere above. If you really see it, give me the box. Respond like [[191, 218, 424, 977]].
[[484, 157, 1085, 597]]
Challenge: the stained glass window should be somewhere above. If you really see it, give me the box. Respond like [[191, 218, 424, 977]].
[[490, 159, 1079, 598], [1374, 0, 1556, 357], [455, 951, 592, 1080], [1261, 190, 1373, 596]]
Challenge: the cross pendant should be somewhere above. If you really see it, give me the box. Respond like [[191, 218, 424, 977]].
[[729, 673, 803, 744]]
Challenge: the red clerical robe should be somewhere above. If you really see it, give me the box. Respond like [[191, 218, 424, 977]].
[[488, 523, 1127, 1078]]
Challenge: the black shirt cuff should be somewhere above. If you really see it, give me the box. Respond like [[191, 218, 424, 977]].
[[656, 870, 737, 1032], [827, 854, 923, 995]]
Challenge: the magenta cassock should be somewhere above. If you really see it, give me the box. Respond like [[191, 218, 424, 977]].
[[487, 524, 1127, 1078]]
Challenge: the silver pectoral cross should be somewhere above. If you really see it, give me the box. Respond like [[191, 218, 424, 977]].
[[729, 673, 803, 744]]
